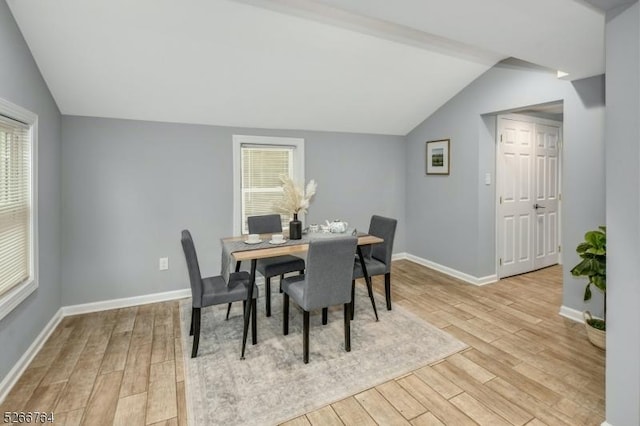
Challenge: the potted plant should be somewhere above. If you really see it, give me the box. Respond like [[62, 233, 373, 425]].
[[570, 226, 606, 349]]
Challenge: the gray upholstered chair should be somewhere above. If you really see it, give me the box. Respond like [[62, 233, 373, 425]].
[[248, 214, 305, 317], [352, 215, 398, 316], [181, 230, 258, 358], [281, 236, 357, 363]]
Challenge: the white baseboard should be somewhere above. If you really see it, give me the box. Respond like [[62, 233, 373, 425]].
[[392, 252, 408, 261], [0, 308, 63, 403], [403, 254, 498, 286], [559, 305, 584, 323], [559, 305, 604, 324], [474, 274, 499, 285], [62, 288, 192, 316]]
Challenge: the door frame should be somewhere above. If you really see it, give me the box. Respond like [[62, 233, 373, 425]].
[[495, 113, 563, 279]]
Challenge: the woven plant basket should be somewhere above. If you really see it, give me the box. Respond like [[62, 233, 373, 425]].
[[583, 311, 606, 350]]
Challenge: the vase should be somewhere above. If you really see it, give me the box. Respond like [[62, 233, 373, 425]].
[[289, 213, 302, 240]]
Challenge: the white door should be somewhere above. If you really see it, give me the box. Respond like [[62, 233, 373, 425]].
[[533, 124, 560, 269], [497, 115, 561, 278]]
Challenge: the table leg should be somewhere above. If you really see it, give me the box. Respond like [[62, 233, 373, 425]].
[[356, 246, 379, 322], [241, 259, 257, 360]]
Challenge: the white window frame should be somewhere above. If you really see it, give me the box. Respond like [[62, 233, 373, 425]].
[[0, 97, 38, 321], [232, 135, 305, 235]]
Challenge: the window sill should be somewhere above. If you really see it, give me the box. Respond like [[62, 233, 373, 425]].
[[0, 279, 38, 321]]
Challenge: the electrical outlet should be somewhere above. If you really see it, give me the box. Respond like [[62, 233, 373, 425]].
[[159, 257, 169, 271]]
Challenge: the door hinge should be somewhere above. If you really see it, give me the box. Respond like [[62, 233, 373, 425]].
[[558, 245, 561, 253], [500, 134, 503, 143], [499, 196, 503, 204], [559, 193, 562, 201], [499, 258, 502, 266]]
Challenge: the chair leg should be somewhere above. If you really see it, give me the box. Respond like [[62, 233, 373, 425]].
[[322, 307, 328, 325], [266, 277, 272, 317], [351, 280, 356, 320], [225, 302, 232, 320], [279, 274, 285, 293], [251, 298, 257, 345], [344, 303, 351, 352], [385, 272, 392, 311], [283, 293, 290, 335], [190, 307, 195, 336], [191, 308, 201, 358], [365, 276, 379, 322], [303, 310, 310, 364]]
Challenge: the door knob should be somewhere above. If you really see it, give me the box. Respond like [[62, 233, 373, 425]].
[[534, 203, 546, 209]]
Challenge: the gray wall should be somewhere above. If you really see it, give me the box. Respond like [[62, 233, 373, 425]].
[[61, 117, 405, 305], [605, 3, 640, 425], [0, 1, 62, 380], [405, 60, 606, 315]]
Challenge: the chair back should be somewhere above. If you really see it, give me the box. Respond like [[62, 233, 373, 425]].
[[248, 214, 283, 234], [181, 230, 204, 307], [369, 215, 398, 273], [303, 236, 357, 310]]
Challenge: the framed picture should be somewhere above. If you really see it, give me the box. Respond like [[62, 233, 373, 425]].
[[426, 139, 450, 175]]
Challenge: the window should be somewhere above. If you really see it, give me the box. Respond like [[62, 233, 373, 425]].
[[233, 136, 304, 235], [0, 98, 37, 320]]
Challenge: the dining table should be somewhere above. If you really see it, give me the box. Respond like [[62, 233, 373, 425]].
[[220, 230, 384, 359]]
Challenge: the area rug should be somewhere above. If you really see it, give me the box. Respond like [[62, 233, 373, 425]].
[[180, 285, 467, 425]]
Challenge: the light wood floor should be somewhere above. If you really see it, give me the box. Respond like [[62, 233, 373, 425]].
[[0, 260, 605, 425]]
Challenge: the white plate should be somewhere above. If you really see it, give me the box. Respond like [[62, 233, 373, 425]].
[[244, 239, 262, 245], [269, 239, 287, 245]]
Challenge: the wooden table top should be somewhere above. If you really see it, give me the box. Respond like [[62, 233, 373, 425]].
[[223, 233, 383, 261]]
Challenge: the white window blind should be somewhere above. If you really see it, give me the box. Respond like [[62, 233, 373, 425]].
[[240, 145, 294, 234], [0, 114, 31, 298]]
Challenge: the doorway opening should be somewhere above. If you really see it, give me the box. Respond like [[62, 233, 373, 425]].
[[495, 101, 564, 279]]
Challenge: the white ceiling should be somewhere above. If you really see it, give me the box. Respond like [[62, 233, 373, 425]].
[[7, 0, 606, 135]]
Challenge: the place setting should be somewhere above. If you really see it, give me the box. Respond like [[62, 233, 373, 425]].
[[243, 232, 288, 246]]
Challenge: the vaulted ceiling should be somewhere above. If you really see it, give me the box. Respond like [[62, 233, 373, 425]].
[[7, 0, 609, 135]]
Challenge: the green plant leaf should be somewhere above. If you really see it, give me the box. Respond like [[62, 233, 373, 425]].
[[576, 242, 591, 254], [584, 284, 592, 301], [585, 247, 606, 255], [571, 258, 604, 277], [584, 230, 606, 247], [592, 275, 606, 292]]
